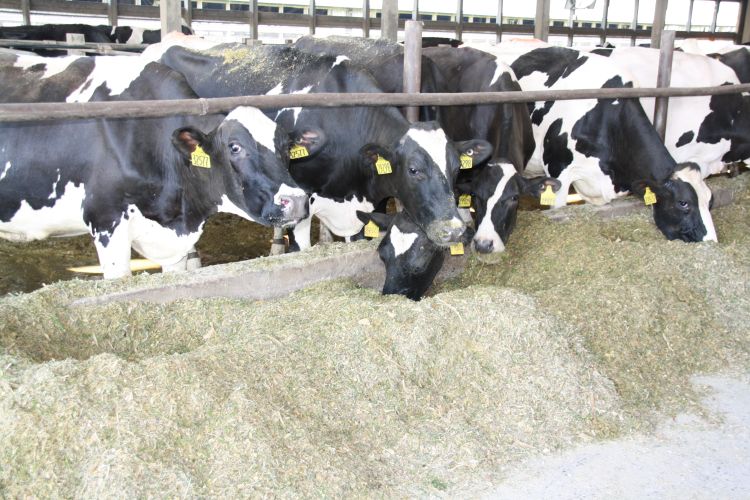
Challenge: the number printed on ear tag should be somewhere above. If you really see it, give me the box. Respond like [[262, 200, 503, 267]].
[[643, 187, 657, 206], [449, 242, 464, 256], [460, 154, 473, 170], [375, 155, 392, 175], [539, 185, 556, 206], [364, 220, 380, 238], [289, 144, 309, 160], [191, 145, 211, 168], [458, 194, 471, 208]]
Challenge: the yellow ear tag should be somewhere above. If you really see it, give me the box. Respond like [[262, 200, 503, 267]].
[[643, 187, 657, 206], [449, 242, 464, 256], [539, 185, 556, 206], [190, 145, 211, 169], [375, 156, 392, 175], [460, 154, 473, 170], [364, 220, 380, 238], [458, 194, 471, 208], [289, 144, 309, 160]]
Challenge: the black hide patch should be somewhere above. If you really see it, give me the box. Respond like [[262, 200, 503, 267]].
[[543, 118, 573, 178], [676, 131, 694, 148], [531, 101, 554, 126], [511, 47, 588, 88]]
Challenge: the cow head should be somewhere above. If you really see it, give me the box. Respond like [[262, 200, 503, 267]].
[[361, 122, 491, 246], [172, 106, 308, 227], [356, 210, 450, 301], [471, 161, 561, 254], [632, 163, 717, 243]]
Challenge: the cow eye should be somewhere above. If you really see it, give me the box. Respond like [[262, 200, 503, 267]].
[[678, 200, 689, 209], [408, 166, 419, 176], [511, 195, 519, 202], [229, 143, 242, 155]]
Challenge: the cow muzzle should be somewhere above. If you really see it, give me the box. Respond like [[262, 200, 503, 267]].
[[427, 218, 466, 246], [277, 194, 309, 226]]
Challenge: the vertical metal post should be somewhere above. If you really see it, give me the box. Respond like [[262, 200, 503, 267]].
[[403, 20, 422, 123], [66, 33, 85, 56], [534, 0, 550, 41], [651, 0, 668, 48], [653, 30, 675, 143], [631, 0, 639, 46], [20, 0, 30, 25], [412, 0, 418, 20], [248, 0, 259, 40], [738, 0, 750, 43], [456, 0, 463, 41], [381, 0, 398, 42], [362, 0, 370, 38], [183, 0, 193, 29], [309, 0, 316, 35], [496, 0, 503, 44], [686, 0, 694, 31], [711, 0, 721, 33], [600, 0, 609, 45], [161, 0, 183, 35], [108, 0, 118, 27], [568, 7, 575, 47], [270, 227, 286, 255]]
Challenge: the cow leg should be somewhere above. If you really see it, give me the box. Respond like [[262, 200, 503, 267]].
[[289, 214, 313, 252], [92, 222, 132, 279], [318, 222, 334, 243]]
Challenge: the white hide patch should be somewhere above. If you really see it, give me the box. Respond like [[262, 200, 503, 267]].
[[226, 106, 278, 153], [217, 194, 261, 224], [125, 27, 146, 45], [0, 161, 10, 181], [389, 225, 418, 258], [273, 183, 307, 205], [67, 56, 149, 102], [473, 162, 515, 253], [332, 55, 350, 67], [266, 82, 284, 95], [48, 170, 62, 199], [0, 181, 87, 240], [489, 60, 515, 86], [275, 85, 313, 125], [673, 167, 718, 242], [309, 193, 374, 237], [405, 128, 449, 180], [126, 204, 204, 267], [13, 54, 82, 80]]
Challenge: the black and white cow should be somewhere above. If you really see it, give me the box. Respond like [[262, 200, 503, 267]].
[[0, 52, 307, 278], [112, 24, 193, 45], [0, 23, 114, 57], [593, 46, 750, 177], [156, 43, 492, 250], [473, 42, 717, 242]]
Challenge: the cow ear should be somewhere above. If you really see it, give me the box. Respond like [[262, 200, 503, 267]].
[[455, 139, 493, 167], [356, 210, 393, 230], [521, 176, 562, 198], [289, 128, 326, 159], [172, 127, 208, 157], [360, 144, 393, 167], [631, 179, 664, 198]]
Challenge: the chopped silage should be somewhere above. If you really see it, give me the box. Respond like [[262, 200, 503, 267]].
[[1, 174, 749, 496]]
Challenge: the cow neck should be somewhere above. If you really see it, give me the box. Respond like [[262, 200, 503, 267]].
[[618, 98, 677, 184]]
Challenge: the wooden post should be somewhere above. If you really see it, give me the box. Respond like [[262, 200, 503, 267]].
[[534, 0, 550, 41], [568, 7, 575, 47], [456, 0, 463, 41], [381, 0, 398, 41], [403, 20, 422, 123], [161, 0, 182, 36], [653, 30, 675, 143], [309, 0, 316, 35], [496, 0, 503, 44], [651, 0, 668, 48], [21, 0, 30, 25], [631, 0, 639, 46], [184, 0, 193, 29], [600, 0, 609, 45], [108, 0, 118, 27], [362, 0, 370, 38], [248, 0, 259, 40], [66, 33, 85, 56]]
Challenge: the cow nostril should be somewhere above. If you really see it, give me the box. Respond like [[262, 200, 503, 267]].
[[279, 197, 291, 208], [474, 239, 494, 254]]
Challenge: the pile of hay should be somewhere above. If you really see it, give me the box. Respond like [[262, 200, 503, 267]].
[[1, 174, 748, 496]]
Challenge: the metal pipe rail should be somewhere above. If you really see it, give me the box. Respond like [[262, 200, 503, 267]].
[[0, 39, 147, 54], [2, 83, 749, 123]]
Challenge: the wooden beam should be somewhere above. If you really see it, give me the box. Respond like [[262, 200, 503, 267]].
[[654, 30, 675, 142], [631, 0, 639, 46], [161, 0, 182, 35], [456, 0, 463, 41], [412, 0, 418, 20], [183, 0, 193, 28], [651, 0, 668, 48], [496, 0, 503, 43], [21, 0, 30, 25], [309, 0, 316, 34], [381, 0, 398, 41], [534, 0, 550, 41], [600, 0, 610, 45], [686, 0, 694, 31], [248, 0, 258, 40], [108, 0, 118, 27], [711, 0, 721, 33]]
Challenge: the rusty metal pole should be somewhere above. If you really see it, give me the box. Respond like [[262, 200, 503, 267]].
[[403, 20, 422, 124], [653, 30, 675, 143]]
